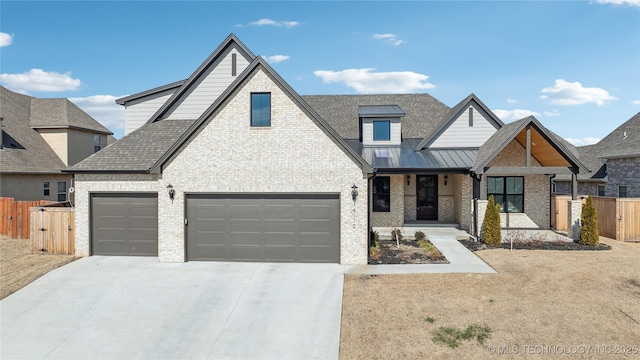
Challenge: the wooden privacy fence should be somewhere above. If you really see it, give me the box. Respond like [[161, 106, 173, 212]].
[[30, 206, 75, 255], [551, 195, 640, 241], [0, 197, 51, 239]]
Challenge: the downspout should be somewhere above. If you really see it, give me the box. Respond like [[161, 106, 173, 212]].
[[549, 174, 556, 229], [368, 169, 377, 250]]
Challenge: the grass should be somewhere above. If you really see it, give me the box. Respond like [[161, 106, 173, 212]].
[[431, 324, 492, 348]]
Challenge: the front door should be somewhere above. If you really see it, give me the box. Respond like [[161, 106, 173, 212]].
[[417, 175, 438, 220]]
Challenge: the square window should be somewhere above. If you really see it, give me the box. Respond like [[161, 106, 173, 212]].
[[373, 176, 391, 212], [43, 181, 50, 196], [373, 121, 390, 141], [618, 185, 628, 198], [597, 185, 605, 197], [251, 93, 271, 127], [487, 176, 524, 213], [57, 181, 67, 202]]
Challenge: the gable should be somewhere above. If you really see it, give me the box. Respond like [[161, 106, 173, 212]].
[[162, 68, 367, 180], [428, 104, 499, 148], [161, 44, 252, 120]]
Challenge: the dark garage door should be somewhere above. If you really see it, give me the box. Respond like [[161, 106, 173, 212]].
[[91, 193, 158, 256], [186, 194, 340, 263]]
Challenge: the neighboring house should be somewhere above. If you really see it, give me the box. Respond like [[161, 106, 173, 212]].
[[554, 112, 640, 198], [0, 86, 113, 201], [67, 34, 588, 264]]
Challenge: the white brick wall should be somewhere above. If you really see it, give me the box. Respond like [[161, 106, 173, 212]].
[[159, 69, 368, 264]]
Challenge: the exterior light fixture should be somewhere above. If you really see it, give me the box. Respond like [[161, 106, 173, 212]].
[[167, 184, 175, 202], [351, 184, 358, 201], [407, 175, 410, 185], [444, 175, 448, 186]]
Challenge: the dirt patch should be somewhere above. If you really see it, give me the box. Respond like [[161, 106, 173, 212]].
[[1, 237, 78, 299], [369, 239, 448, 265], [341, 238, 640, 359]]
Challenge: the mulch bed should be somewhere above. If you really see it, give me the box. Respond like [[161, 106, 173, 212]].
[[369, 239, 449, 265], [459, 239, 612, 252]]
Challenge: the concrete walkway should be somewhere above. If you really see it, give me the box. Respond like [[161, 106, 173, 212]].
[[345, 229, 496, 275]]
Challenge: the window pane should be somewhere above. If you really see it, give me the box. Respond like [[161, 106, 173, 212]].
[[597, 185, 605, 197], [506, 177, 523, 194], [619, 186, 627, 198], [487, 177, 503, 195], [251, 93, 271, 127], [57, 181, 66, 192], [505, 195, 524, 213], [373, 121, 390, 141], [43, 181, 50, 196], [493, 195, 505, 212]]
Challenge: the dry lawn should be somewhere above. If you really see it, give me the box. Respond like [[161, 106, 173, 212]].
[[340, 238, 640, 359], [1, 237, 78, 299]]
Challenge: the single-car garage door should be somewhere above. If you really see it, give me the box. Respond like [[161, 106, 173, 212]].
[[186, 194, 340, 263], [91, 193, 158, 256]]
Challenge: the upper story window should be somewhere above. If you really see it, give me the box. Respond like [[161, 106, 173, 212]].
[[488, 176, 524, 213], [373, 121, 391, 141], [43, 181, 50, 196], [597, 185, 605, 197], [57, 181, 67, 202], [251, 93, 271, 127], [93, 134, 101, 153], [618, 185, 628, 198]]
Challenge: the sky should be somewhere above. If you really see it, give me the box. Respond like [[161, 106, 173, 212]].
[[1, 1, 639, 143]]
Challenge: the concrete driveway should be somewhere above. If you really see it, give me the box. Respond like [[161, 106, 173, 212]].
[[1, 257, 344, 360]]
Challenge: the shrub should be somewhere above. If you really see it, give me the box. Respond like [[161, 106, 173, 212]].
[[414, 230, 426, 241], [391, 228, 403, 241], [579, 196, 599, 246], [482, 195, 502, 246]]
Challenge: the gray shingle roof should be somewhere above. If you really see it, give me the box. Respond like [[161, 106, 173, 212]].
[[358, 105, 406, 117], [66, 119, 196, 172], [1, 87, 71, 173], [29, 98, 112, 134], [302, 94, 450, 140]]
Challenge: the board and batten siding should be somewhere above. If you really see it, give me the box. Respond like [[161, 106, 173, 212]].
[[124, 89, 175, 135], [362, 118, 401, 146], [429, 106, 497, 148], [162, 45, 252, 120]]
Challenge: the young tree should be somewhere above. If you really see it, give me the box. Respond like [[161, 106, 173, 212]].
[[579, 196, 599, 246], [482, 195, 502, 246]]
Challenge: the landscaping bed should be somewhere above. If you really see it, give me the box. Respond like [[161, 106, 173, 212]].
[[459, 239, 612, 252], [369, 238, 448, 265]]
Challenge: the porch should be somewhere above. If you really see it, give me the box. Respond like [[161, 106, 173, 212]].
[[373, 222, 471, 241]]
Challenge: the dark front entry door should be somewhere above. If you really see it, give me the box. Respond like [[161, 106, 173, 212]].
[[417, 175, 438, 220]]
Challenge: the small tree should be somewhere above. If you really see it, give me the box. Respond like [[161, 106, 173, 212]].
[[579, 196, 599, 246], [482, 195, 502, 246]]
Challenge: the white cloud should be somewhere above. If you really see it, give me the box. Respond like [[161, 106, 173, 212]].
[[595, 0, 640, 8], [0, 69, 81, 92], [245, 18, 301, 28], [544, 109, 561, 117], [564, 137, 601, 146], [493, 109, 541, 120], [0, 32, 13, 47], [507, 97, 518, 104], [69, 95, 126, 131], [314, 68, 435, 93], [372, 33, 404, 46], [632, 100, 640, 105], [540, 79, 617, 106], [262, 55, 290, 64]]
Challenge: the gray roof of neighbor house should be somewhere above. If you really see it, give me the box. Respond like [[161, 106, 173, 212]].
[[29, 98, 112, 134], [0, 86, 110, 174], [302, 94, 451, 139], [555, 112, 640, 182]]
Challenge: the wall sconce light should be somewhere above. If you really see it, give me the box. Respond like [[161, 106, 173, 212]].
[[167, 184, 175, 202], [351, 184, 358, 201], [407, 175, 411, 185], [444, 175, 448, 186]]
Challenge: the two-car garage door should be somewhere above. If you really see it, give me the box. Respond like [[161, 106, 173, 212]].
[[91, 193, 340, 263], [186, 194, 340, 263]]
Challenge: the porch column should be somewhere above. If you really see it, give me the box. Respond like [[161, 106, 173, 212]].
[[571, 173, 578, 200], [568, 199, 582, 240]]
